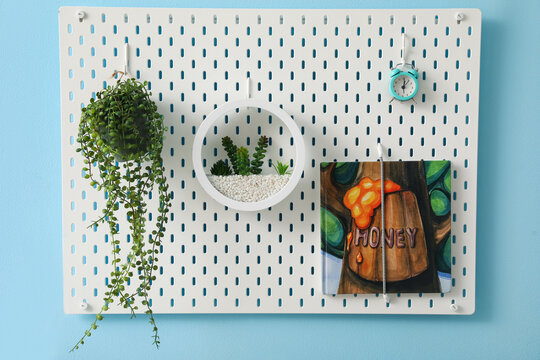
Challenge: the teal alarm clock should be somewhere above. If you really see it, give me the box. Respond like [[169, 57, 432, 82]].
[[389, 66, 419, 102]]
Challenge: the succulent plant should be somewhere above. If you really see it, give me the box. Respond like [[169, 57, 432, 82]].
[[74, 75, 171, 351], [250, 136, 268, 174], [221, 136, 238, 174], [210, 159, 233, 176], [273, 160, 292, 175], [219, 136, 269, 175], [236, 147, 251, 175]]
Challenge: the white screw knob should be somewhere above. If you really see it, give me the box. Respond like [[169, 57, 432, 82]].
[[455, 13, 465, 23], [450, 303, 458, 312], [80, 302, 88, 310], [77, 10, 86, 23]]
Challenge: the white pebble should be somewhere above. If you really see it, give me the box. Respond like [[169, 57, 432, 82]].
[[208, 174, 291, 202]]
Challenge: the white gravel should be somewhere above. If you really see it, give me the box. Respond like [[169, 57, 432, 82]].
[[208, 174, 291, 202]]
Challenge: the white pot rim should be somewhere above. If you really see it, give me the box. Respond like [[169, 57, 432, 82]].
[[192, 98, 305, 211]]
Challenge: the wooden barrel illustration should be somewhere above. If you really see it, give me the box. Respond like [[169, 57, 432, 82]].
[[345, 190, 428, 282]]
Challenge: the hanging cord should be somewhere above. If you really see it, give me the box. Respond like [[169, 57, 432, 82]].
[[377, 143, 389, 304]]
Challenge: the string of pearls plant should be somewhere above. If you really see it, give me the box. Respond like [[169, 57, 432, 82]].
[[71, 73, 171, 351]]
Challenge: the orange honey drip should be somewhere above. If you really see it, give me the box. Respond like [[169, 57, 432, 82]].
[[343, 177, 401, 230]]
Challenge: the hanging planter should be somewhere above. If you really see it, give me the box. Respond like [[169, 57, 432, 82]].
[[72, 74, 171, 351], [193, 98, 305, 211]]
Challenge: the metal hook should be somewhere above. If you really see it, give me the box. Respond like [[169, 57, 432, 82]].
[[246, 76, 251, 99], [401, 32, 406, 64], [123, 43, 130, 76]]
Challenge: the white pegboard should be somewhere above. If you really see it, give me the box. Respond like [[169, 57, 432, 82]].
[[60, 7, 481, 314]]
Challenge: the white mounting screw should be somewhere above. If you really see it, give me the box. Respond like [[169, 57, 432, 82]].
[[455, 13, 465, 24], [77, 10, 86, 23], [450, 303, 459, 312], [79, 302, 88, 310]]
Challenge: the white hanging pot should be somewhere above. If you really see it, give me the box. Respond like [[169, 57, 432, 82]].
[[192, 98, 305, 211]]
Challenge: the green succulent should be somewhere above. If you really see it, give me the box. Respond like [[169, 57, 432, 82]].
[[73, 75, 171, 351], [250, 136, 268, 174], [221, 136, 239, 174], [210, 159, 233, 175], [219, 136, 269, 175], [273, 161, 292, 175], [236, 147, 251, 175]]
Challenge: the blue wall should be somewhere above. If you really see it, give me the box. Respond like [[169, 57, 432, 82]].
[[1, 0, 539, 359]]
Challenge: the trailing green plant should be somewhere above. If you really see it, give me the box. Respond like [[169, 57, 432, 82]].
[[236, 147, 251, 175], [72, 74, 171, 352], [273, 160, 292, 175], [221, 136, 238, 174], [250, 136, 268, 174], [220, 136, 269, 175], [210, 159, 233, 176]]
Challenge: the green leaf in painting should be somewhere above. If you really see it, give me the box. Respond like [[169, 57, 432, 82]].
[[430, 189, 450, 216]]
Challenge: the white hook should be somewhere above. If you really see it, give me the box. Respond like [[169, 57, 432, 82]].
[[377, 143, 384, 158], [455, 13, 465, 24], [79, 301, 88, 310], [246, 76, 251, 99], [401, 33, 406, 64], [450, 303, 459, 312], [123, 43, 130, 76]]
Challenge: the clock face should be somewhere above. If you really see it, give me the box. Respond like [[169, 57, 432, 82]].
[[392, 74, 417, 99]]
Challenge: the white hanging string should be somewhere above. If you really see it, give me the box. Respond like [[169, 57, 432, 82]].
[[377, 143, 389, 304]]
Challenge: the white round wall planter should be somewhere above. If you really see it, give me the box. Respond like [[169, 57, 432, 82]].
[[193, 98, 305, 211]]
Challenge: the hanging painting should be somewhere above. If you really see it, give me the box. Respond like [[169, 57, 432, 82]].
[[320, 161, 451, 294]]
